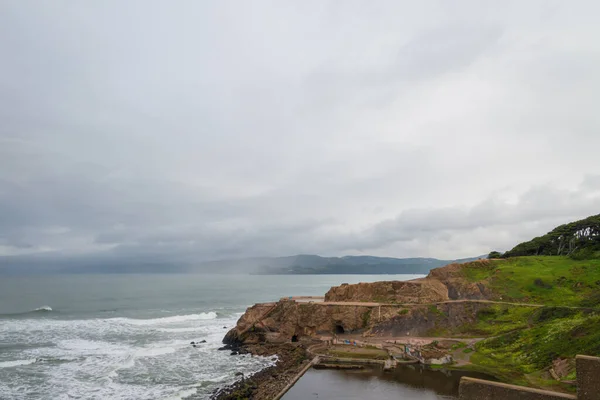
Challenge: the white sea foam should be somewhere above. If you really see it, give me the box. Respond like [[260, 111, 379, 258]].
[[0, 358, 37, 368], [33, 305, 52, 312], [107, 355, 135, 378], [156, 326, 210, 333], [164, 387, 198, 400], [0, 310, 274, 399], [110, 312, 218, 326], [136, 346, 176, 358], [57, 339, 132, 356]]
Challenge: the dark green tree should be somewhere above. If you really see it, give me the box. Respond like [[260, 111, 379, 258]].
[[503, 214, 600, 258]]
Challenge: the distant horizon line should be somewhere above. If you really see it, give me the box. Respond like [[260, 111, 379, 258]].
[[0, 251, 488, 262]]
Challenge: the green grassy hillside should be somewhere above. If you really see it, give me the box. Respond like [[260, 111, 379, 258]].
[[472, 309, 600, 386], [462, 256, 600, 307], [453, 256, 600, 391]]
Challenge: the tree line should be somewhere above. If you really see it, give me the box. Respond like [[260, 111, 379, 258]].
[[489, 214, 600, 259]]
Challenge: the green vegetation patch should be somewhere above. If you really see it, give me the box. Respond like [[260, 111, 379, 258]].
[[428, 304, 446, 317], [461, 256, 600, 307], [450, 341, 467, 351], [429, 304, 536, 337], [362, 309, 372, 327], [471, 310, 600, 381]]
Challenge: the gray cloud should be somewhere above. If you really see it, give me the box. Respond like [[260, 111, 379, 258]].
[[1, 1, 599, 264]]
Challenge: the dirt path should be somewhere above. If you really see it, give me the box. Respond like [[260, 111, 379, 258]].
[[335, 333, 483, 346], [292, 298, 558, 308], [280, 295, 600, 310]]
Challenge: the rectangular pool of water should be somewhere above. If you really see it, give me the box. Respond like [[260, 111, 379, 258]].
[[282, 364, 496, 400]]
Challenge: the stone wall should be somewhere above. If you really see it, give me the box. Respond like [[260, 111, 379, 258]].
[[576, 355, 600, 400], [459, 378, 576, 400], [459, 355, 600, 400]]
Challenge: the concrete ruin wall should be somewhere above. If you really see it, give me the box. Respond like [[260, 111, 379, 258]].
[[576, 355, 600, 400], [459, 355, 600, 400], [459, 378, 576, 400]]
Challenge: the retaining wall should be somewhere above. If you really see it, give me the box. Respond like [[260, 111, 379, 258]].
[[459, 355, 600, 400]]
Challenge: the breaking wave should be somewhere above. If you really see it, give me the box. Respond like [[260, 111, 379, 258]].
[[0, 359, 37, 368], [0, 306, 53, 318], [110, 312, 218, 326]]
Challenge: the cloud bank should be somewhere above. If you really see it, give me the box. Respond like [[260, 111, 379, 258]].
[[1, 1, 599, 265]]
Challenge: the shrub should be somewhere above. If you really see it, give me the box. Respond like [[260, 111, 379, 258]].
[[534, 278, 552, 289], [531, 307, 577, 324], [476, 308, 497, 321], [580, 291, 600, 308], [488, 251, 503, 259], [570, 248, 598, 260]]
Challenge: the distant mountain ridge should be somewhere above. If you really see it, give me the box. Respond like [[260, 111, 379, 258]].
[[0, 252, 484, 275], [195, 254, 485, 275]]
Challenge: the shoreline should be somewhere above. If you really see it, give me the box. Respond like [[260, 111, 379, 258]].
[[211, 343, 311, 400], [210, 339, 499, 400], [212, 325, 578, 398], [214, 253, 600, 397], [211, 342, 505, 400]]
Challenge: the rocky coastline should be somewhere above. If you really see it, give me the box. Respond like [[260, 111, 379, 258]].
[[211, 261, 495, 399], [211, 343, 309, 400], [213, 256, 600, 397]]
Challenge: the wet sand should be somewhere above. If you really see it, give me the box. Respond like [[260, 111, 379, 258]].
[[282, 364, 496, 400]]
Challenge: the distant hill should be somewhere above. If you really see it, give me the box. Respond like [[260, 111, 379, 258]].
[[0, 251, 485, 275], [502, 214, 600, 259], [195, 254, 485, 275]]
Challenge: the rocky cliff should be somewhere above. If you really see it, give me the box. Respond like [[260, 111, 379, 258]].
[[367, 302, 493, 336], [426, 261, 497, 300], [224, 260, 500, 345], [224, 300, 375, 345], [324, 260, 496, 303], [223, 299, 496, 345], [323, 279, 448, 303]]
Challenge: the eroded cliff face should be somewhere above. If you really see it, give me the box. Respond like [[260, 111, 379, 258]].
[[426, 261, 497, 300], [324, 279, 448, 303], [367, 302, 493, 337], [224, 260, 499, 345], [224, 300, 494, 345], [224, 300, 375, 345], [324, 260, 497, 303]]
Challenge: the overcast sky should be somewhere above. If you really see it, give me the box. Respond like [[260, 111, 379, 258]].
[[1, 1, 599, 263]]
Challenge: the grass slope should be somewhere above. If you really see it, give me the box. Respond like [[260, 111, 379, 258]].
[[462, 256, 600, 307], [471, 309, 600, 390], [454, 256, 600, 391], [428, 303, 537, 338]]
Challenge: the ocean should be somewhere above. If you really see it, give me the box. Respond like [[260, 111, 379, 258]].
[[0, 273, 423, 400]]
